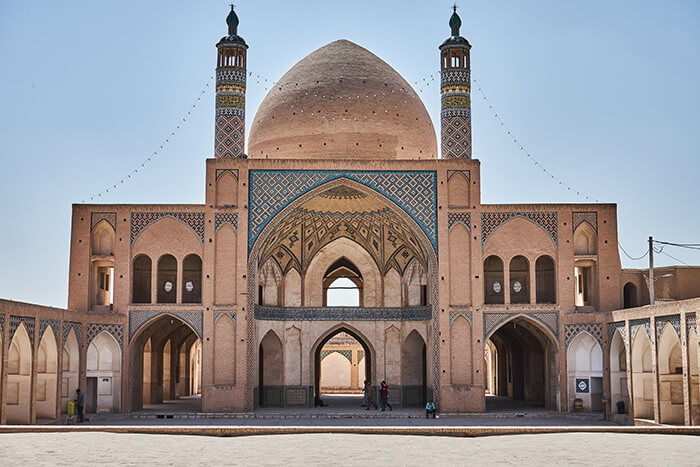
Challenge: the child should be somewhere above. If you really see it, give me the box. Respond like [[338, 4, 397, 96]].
[[426, 400, 436, 418]]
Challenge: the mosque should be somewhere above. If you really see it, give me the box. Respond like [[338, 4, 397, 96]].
[[0, 7, 698, 425]]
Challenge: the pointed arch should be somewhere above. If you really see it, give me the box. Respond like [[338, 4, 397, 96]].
[[448, 170, 470, 207], [6, 323, 33, 424], [87, 331, 122, 413], [91, 219, 115, 256], [214, 313, 236, 384], [631, 329, 653, 419], [450, 315, 472, 385], [215, 222, 237, 304], [658, 322, 684, 424], [36, 326, 58, 419], [449, 222, 470, 305], [574, 221, 597, 255], [61, 328, 80, 413], [259, 330, 284, 407], [216, 169, 238, 207], [566, 332, 603, 411]]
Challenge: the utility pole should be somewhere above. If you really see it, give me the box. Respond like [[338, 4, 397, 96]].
[[648, 236, 654, 305]]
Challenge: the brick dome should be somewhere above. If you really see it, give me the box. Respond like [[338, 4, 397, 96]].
[[248, 40, 437, 160]]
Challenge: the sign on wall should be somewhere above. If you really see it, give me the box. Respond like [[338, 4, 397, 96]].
[[576, 378, 590, 393]]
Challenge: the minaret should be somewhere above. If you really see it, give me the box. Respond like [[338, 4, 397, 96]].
[[439, 6, 472, 159], [215, 6, 248, 158]]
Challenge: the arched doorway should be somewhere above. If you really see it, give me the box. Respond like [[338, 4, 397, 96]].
[[36, 327, 59, 420], [657, 323, 683, 424], [630, 329, 653, 419], [129, 315, 202, 412], [314, 327, 372, 409], [258, 330, 283, 407], [401, 330, 427, 407], [7, 323, 33, 424], [609, 329, 629, 414], [566, 332, 603, 412], [87, 332, 122, 413], [485, 316, 558, 411]]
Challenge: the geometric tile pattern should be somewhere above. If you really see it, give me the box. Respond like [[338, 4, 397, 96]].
[[254, 305, 432, 321], [216, 169, 239, 180], [248, 170, 438, 253], [130, 212, 205, 245], [63, 321, 82, 346], [214, 311, 237, 325], [91, 212, 117, 231], [688, 313, 697, 336], [630, 318, 651, 343], [483, 311, 559, 341], [9, 316, 35, 346], [441, 69, 471, 159], [0, 314, 3, 337], [572, 211, 598, 233], [449, 309, 472, 325], [447, 211, 471, 232], [86, 323, 124, 349], [481, 211, 558, 247], [215, 64, 246, 158], [129, 311, 203, 340], [447, 170, 470, 182], [655, 314, 681, 342], [320, 349, 352, 363], [39, 318, 61, 342], [608, 321, 627, 347], [214, 212, 238, 233], [564, 323, 602, 349]]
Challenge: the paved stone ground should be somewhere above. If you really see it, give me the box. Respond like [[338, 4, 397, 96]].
[[0, 432, 697, 466]]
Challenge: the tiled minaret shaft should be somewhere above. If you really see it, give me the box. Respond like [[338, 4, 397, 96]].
[[439, 7, 472, 159], [215, 6, 248, 158]]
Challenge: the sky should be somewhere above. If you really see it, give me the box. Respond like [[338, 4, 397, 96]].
[[0, 1, 698, 308]]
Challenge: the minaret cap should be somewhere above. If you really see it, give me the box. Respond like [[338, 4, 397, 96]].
[[227, 5, 239, 35], [449, 5, 461, 36]]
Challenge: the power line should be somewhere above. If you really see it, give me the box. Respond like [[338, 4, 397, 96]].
[[618, 242, 648, 261], [652, 240, 700, 251], [659, 249, 690, 266]]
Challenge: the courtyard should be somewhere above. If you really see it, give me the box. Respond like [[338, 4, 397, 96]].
[[0, 432, 698, 466]]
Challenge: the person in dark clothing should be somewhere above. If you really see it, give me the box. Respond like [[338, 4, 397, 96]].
[[379, 381, 392, 411], [362, 380, 377, 410], [75, 389, 85, 423]]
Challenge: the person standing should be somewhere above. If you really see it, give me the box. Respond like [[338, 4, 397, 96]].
[[362, 380, 377, 410], [75, 389, 85, 423], [379, 381, 392, 411]]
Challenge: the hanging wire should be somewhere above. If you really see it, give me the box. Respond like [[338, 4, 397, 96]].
[[81, 75, 214, 203], [618, 242, 648, 261]]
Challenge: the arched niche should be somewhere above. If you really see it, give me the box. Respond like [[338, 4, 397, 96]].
[[623, 282, 638, 309], [132, 254, 152, 304], [304, 237, 381, 307], [157, 254, 177, 304], [401, 330, 427, 407], [630, 330, 653, 419], [61, 329, 80, 413], [535, 255, 556, 304], [6, 324, 33, 424], [657, 323, 684, 424], [214, 314, 236, 384], [214, 223, 237, 304], [91, 220, 115, 256], [509, 255, 530, 304], [258, 258, 282, 306], [283, 267, 302, 306], [609, 330, 629, 413], [450, 315, 472, 385], [323, 258, 363, 307], [216, 170, 238, 207], [403, 260, 428, 306], [566, 332, 603, 411], [448, 171, 470, 207], [182, 254, 202, 303], [484, 255, 504, 305], [87, 332, 122, 413], [259, 330, 284, 407], [36, 327, 59, 419], [574, 222, 597, 256], [448, 223, 470, 305]]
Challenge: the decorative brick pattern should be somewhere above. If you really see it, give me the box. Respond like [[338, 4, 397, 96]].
[[215, 64, 246, 158], [63, 321, 82, 346], [483, 311, 559, 341], [248, 170, 438, 253], [320, 349, 352, 363], [447, 170, 470, 182], [441, 69, 471, 159], [687, 313, 697, 336], [129, 311, 203, 340], [216, 169, 239, 180], [564, 323, 603, 349], [130, 212, 205, 245], [449, 310, 472, 325], [447, 211, 471, 232], [91, 212, 117, 231], [572, 211, 598, 233], [630, 318, 651, 343], [214, 212, 238, 233], [608, 321, 627, 347], [214, 311, 237, 325], [86, 323, 124, 349], [655, 315, 681, 342], [481, 212, 558, 247], [254, 305, 431, 322], [9, 316, 35, 346], [39, 319, 61, 342], [0, 314, 4, 337]]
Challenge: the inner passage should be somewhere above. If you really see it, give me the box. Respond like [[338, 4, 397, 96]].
[[319, 332, 365, 396]]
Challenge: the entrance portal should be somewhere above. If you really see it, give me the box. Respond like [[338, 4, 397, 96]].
[[314, 328, 371, 409], [130, 315, 202, 412], [485, 317, 558, 411]]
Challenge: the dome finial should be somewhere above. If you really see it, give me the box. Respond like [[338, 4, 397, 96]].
[[449, 3, 462, 36], [226, 4, 239, 36]]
